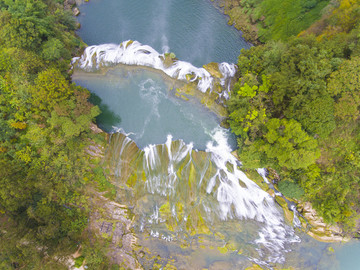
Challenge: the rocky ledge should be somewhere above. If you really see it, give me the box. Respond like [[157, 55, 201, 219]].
[[297, 202, 351, 242]]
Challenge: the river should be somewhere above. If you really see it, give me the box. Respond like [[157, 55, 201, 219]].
[[73, 0, 360, 269]]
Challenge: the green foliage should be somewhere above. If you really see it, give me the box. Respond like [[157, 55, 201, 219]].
[[237, 118, 320, 170], [0, 0, 51, 50], [327, 56, 360, 122], [228, 12, 360, 230], [31, 68, 73, 111], [228, 74, 271, 142], [41, 37, 65, 61], [82, 242, 110, 270], [263, 118, 320, 169], [0, 0, 105, 267], [295, 95, 336, 138], [256, 0, 330, 41], [75, 256, 85, 268], [277, 180, 305, 200], [238, 83, 258, 98]]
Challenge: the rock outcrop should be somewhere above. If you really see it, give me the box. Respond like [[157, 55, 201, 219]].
[[298, 202, 351, 242]]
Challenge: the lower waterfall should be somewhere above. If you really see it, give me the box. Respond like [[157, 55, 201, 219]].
[[103, 130, 300, 266]]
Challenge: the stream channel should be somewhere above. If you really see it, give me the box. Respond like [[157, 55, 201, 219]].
[[73, 0, 360, 269]]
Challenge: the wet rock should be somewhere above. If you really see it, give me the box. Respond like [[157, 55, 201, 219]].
[[90, 122, 103, 134], [203, 62, 222, 78], [298, 201, 350, 242], [73, 7, 80, 16]]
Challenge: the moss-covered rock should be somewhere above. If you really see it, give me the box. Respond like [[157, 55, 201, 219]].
[[203, 62, 222, 78]]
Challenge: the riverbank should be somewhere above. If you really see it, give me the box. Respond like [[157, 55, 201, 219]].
[[211, 0, 261, 44]]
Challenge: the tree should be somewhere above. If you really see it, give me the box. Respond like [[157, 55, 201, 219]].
[[0, 0, 52, 50], [31, 68, 73, 111], [41, 38, 65, 61], [327, 56, 360, 122]]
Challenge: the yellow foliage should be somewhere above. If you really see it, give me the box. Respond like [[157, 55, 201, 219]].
[[10, 121, 27, 129], [15, 146, 32, 164]]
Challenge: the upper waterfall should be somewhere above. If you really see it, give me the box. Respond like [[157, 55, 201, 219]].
[[74, 40, 237, 94]]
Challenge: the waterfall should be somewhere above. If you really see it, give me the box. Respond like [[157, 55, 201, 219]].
[[218, 62, 237, 99], [105, 130, 300, 265], [258, 168, 302, 228], [74, 40, 236, 95], [143, 135, 193, 196], [206, 128, 300, 264]]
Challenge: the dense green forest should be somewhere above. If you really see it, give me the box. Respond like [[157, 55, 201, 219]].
[[227, 0, 360, 231], [219, 0, 342, 43], [0, 0, 113, 268]]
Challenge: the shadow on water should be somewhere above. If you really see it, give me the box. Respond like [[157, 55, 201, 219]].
[[89, 92, 121, 132]]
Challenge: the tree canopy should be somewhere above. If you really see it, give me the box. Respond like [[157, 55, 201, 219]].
[[228, 6, 360, 229]]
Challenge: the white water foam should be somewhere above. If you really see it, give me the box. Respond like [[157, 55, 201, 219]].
[[75, 40, 236, 95], [258, 168, 302, 229], [219, 62, 236, 99], [205, 128, 300, 264], [143, 134, 193, 197]]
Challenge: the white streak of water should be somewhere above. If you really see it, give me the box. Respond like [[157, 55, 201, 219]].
[[143, 134, 193, 197], [206, 128, 300, 264], [219, 62, 236, 98], [75, 40, 236, 95], [257, 168, 302, 230]]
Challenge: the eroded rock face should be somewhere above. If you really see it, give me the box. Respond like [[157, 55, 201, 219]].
[[298, 202, 350, 242], [89, 195, 142, 269]]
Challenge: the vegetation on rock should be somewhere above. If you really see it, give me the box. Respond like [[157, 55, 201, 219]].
[[215, 0, 330, 43]]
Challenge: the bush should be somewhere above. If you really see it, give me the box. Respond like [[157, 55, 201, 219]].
[[277, 180, 305, 200], [74, 256, 85, 268]]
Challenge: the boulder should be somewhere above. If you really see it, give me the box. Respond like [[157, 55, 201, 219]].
[[73, 7, 80, 16]]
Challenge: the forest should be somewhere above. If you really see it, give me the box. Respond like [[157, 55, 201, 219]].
[[0, 0, 111, 268], [227, 0, 360, 231]]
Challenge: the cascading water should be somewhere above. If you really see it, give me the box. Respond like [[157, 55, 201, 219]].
[[72, 0, 344, 268], [101, 127, 300, 267], [258, 168, 302, 229], [73, 40, 302, 268], [74, 40, 237, 94], [206, 129, 300, 263]]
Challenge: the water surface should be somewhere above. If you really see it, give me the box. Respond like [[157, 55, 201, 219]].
[[77, 0, 250, 66], [74, 66, 229, 149]]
